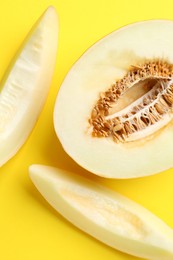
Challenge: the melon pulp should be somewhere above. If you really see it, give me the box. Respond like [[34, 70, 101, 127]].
[[29, 164, 173, 260], [0, 7, 58, 166], [54, 20, 173, 178]]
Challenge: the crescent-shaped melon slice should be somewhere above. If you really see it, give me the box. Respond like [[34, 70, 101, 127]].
[[54, 20, 173, 178], [0, 6, 58, 166], [29, 164, 173, 260]]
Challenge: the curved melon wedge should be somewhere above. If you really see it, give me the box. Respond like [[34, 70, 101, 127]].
[[0, 7, 58, 166], [29, 164, 173, 260]]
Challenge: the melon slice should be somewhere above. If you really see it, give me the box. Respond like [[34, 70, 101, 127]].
[[54, 20, 173, 178], [0, 6, 58, 166], [29, 164, 173, 260]]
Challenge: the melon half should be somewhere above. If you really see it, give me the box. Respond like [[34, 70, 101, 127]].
[[54, 20, 173, 178]]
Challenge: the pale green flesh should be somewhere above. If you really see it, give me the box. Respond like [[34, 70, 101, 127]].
[[0, 7, 58, 166], [29, 165, 173, 260]]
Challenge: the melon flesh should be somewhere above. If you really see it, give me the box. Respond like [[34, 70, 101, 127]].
[[29, 164, 173, 260], [0, 7, 58, 166], [54, 20, 173, 178]]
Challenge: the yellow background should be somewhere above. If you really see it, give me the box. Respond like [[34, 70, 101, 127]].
[[0, 0, 173, 259]]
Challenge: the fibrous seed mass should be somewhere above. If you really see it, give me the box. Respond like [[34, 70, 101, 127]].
[[90, 60, 173, 142]]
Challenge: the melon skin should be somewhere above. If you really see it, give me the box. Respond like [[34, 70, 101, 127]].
[[54, 20, 173, 178], [0, 7, 58, 166], [29, 164, 173, 260]]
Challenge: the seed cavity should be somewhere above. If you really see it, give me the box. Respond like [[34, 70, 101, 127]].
[[89, 60, 173, 143]]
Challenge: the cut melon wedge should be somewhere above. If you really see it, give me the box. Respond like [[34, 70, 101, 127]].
[[54, 20, 173, 178], [0, 6, 58, 166], [29, 164, 173, 260]]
